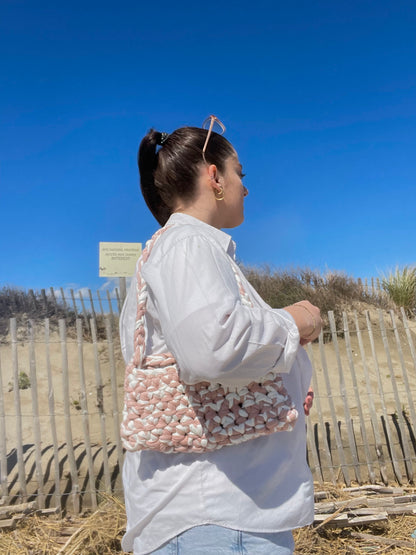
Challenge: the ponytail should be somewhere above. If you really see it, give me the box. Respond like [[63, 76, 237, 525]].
[[138, 130, 172, 226]]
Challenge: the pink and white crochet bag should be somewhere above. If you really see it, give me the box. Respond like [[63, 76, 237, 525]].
[[120, 226, 299, 453]]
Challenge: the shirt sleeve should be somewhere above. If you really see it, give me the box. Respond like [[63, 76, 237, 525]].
[[142, 233, 300, 386]]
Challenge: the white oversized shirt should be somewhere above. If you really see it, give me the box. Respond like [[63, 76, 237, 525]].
[[120, 213, 314, 555]]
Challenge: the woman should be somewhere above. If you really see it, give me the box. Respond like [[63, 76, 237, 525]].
[[120, 116, 322, 554]]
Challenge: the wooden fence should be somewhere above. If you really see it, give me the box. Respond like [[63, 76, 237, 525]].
[[0, 305, 416, 513], [5, 277, 386, 322], [5, 287, 124, 321]]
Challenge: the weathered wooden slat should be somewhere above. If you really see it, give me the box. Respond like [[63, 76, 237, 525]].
[[105, 316, 124, 474], [313, 513, 349, 527], [0, 517, 17, 530], [314, 491, 331, 501], [306, 417, 323, 485], [351, 531, 416, 548], [115, 288, 121, 313], [365, 310, 402, 483], [96, 290, 105, 317], [343, 485, 403, 495], [119, 277, 127, 308], [401, 308, 416, 372], [90, 318, 111, 493], [343, 311, 375, 483], [367, 496, 396, 507], [41, 289, 48, 316], [328, 311, 361, 483], [28, 289, 37, 312], [349, 507, 391, 516], [49, 287, 59, 314], [28, 320, 44, 508], [78, 291, 89, 331], [11, 318, 27, 500], [70, 289, 78, 317], [44, 319, 61, 509], [348, 513, 388, 525], [378, 309, 413, 481], [88, 289, 96, 321], [315, 496, 368, 513], [0, 349, 8, 503], [355, 312, 389, 484], [106, 290, 115, 324], [0, 501, 37, 517], [304, 346, 323, 484], [60, 287, 69, 317], [307, 342, 335, 484], [76, 319, 97, 509], [390, 310, 416, 440], [393, 494, 416, 504], [315, 511, 389, 528], [385, 504, 416, 515], [318, 330, 351, 485], [59, 319, 80, 513]]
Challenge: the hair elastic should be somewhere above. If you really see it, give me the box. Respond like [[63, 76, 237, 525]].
[[159, 132, 169, 145]]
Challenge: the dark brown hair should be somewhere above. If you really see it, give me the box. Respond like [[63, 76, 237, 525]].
[[138, 126, 235, 225]]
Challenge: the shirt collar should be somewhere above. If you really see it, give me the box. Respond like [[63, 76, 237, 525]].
[[166, 213, 236, 257]]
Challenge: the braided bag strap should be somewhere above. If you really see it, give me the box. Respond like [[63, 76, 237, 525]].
[[121, 226, 299, 453], [130, 226, 171, 370]]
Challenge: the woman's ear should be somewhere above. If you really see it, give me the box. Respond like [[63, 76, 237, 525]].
[[207, 164, 219, 183]]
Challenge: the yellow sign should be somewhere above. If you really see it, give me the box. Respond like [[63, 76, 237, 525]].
[[99, 242, 142, 277]]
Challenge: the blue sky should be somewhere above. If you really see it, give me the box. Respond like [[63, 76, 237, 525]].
[[1, 0, 415, 295]]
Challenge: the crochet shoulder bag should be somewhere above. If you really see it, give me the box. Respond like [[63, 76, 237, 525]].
[[120, 226, 299, 453]]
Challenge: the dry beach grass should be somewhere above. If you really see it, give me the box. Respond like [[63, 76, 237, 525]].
[[1, 488, 416, 554]]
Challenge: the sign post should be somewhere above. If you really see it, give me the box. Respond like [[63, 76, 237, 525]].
[[99, 242, 142, 306]]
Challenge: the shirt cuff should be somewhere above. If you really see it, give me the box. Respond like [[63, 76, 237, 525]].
[[271, 308, 301, 373]]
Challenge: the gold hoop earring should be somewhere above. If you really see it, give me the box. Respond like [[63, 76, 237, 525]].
[[214, 187, 225, 201]]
